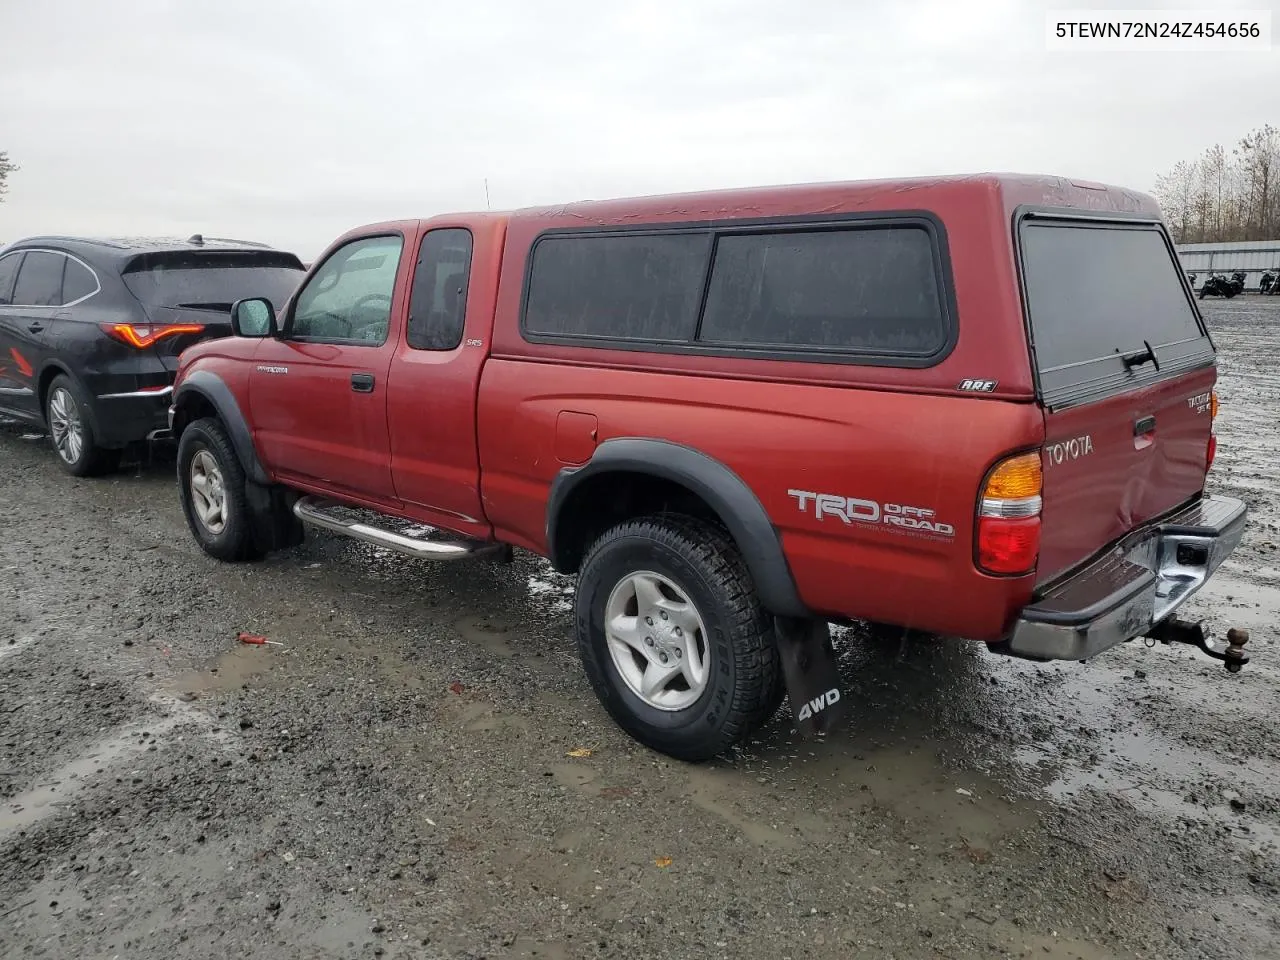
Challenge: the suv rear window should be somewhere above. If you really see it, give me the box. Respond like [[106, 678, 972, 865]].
[[122, 250, 305, 312], [1019, 220, 1212, 402]]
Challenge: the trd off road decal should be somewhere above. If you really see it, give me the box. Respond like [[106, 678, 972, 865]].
[[787, 490, 956, 539]]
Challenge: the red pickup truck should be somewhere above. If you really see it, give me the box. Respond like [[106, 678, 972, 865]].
[[168, 174, 1250, 761]]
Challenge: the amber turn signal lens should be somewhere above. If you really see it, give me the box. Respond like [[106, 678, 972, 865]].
[[982, 452, 1042, 500], [1210, 390, 1219, 419]]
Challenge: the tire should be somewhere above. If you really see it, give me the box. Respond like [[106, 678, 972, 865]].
[[177, 417, 261, 562], [44, 375, 120, 477], [575, 513, 783, 762]]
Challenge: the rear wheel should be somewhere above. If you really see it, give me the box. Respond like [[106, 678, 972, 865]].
[[575, 514, 783, 761], [45, 375, 119, 477], [178, 417, 261, 561]]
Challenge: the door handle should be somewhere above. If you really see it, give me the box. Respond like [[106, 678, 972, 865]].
[[28, 321, 45, 334], [350, 372, 375, 393], [1134, 415, 1156, 436]]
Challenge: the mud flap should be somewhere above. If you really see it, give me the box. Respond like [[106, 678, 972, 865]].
[[773, 617, 846, 738]]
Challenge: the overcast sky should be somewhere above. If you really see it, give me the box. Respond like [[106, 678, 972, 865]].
[[1, 0, 1277, 259]]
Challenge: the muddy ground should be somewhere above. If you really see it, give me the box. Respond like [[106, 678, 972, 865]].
[[1, 298, 1278, 960]]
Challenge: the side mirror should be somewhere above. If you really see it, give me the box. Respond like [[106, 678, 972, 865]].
[[231, 297, 276, 338]]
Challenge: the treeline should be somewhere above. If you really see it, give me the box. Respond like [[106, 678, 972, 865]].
[[1153, 125, 1279, 244]]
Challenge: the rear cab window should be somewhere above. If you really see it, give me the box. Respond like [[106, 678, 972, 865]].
[[1017, 215, 1214, 406], [521, 217, 954, 365]]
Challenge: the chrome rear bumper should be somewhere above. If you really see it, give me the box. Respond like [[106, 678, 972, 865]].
[[1005, 495, 1247, 661]]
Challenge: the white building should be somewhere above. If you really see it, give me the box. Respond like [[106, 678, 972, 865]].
[[1176, 239, 1280, 291]]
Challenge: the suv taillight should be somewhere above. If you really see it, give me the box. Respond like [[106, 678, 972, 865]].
[[1207, 389, 1219, 471], [100, 322, 206, 349], [976, 451, 1042, 576]]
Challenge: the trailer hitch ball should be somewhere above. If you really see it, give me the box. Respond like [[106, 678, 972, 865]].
[[1224, 628, 1250, 673]]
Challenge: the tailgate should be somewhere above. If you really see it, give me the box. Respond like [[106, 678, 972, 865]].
[[1017, 213, 1217, 584]]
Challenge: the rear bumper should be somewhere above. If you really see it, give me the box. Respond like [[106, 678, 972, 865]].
[[91, 389, 173, 446], [1002, 495, 1247, 661]]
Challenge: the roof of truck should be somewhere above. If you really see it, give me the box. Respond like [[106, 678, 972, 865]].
[[504, 173, 1163, 226]]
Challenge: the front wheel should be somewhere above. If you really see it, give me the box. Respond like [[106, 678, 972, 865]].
[[575, 514, 783, 761], [177, 417, 261, 561]]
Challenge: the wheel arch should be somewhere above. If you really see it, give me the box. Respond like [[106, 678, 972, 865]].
[[171, 370, 270, 485], [546, 438, 809, 618]]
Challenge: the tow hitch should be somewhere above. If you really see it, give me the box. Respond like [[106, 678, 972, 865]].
[[1144, 618, 1251, 672]]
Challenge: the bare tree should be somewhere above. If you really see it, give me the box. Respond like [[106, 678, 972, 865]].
[[0, 151, 17, 202], [1238, 124, 1278, 237], [1154, 125, 1280, 243], [1154, 159, 1198, 242]]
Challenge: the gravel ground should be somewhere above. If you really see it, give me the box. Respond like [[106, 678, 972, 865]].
[[1, 298, 1277, 960]]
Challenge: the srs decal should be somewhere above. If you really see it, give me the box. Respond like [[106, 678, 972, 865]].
[[1044, 435, 1093, 465], [787, 490, 956, 539]]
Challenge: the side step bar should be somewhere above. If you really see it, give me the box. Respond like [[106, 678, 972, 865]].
[[292, 496, 505, 561]]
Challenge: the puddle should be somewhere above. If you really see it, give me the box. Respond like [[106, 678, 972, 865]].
[[166, 642, 278, 695], [0, 712, 185, 839]]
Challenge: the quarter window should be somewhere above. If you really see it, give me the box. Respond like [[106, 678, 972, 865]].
[[12, 251, 66, 307], [290, 235, 404, 344], [407, 229, 473, 351], [61, 257, 98, 303]]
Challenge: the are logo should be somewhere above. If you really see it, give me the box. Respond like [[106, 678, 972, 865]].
[[1044, 435, 1094, 465], [958, 378, 998, 393]]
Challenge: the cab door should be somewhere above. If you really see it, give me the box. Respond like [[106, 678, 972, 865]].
[[386, 221, 494, 540], [248, 232, 408, 505]]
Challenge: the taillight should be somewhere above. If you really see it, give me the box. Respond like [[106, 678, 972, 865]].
[[976, 451, 1042, 576], [100, 323, 205, 349], [1206, 389, 1219, 471]]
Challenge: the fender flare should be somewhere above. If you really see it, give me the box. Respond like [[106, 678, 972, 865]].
[[171, 369, 270, 485], [546, 437, 809, 618]]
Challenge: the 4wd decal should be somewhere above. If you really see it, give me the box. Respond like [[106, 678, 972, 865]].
[[1044, 435, 1094, 465], [256, 365, 289, 375], [787, 490, 956, 539], [796, 687, 841, 723]]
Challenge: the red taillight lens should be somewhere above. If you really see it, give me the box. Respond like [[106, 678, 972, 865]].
[[100, 323, 205, 349], [977, 516, 1041, 575], [976, 451, 1043, 576], [1206, 433, 1217, 471]]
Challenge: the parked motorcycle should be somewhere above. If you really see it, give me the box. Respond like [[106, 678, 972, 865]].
[[1198, 274, 1237, 299], [1261, 271, 1277, 295]]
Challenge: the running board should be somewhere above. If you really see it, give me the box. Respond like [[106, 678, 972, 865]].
[[292, 496, 504, 561]]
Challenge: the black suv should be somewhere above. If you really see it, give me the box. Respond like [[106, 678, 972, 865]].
[[0, 235, 305, 475]]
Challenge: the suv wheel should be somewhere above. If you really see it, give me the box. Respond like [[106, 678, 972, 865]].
[[45, 375, 119, 477], [177, 417, 260, 561], [575, 514, 783, 761]]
